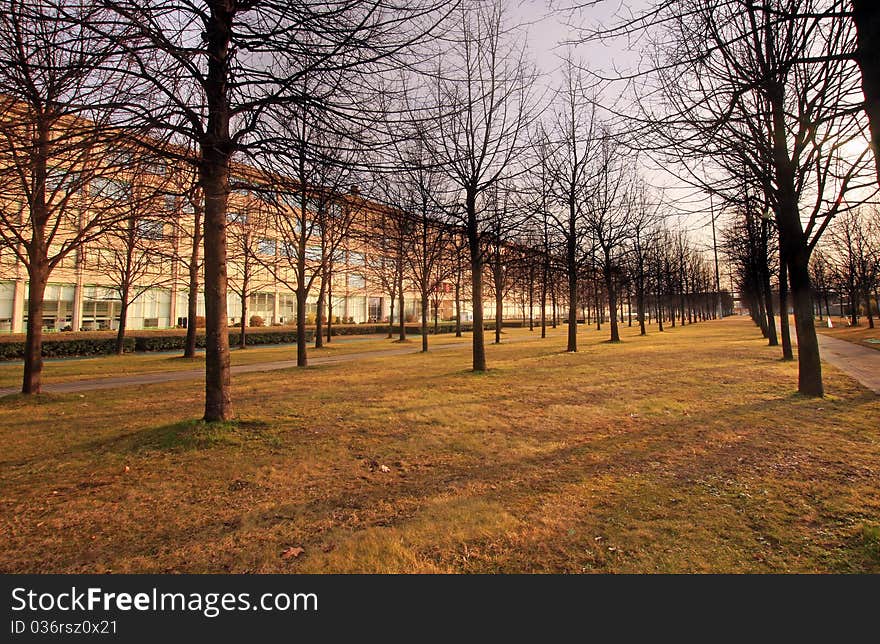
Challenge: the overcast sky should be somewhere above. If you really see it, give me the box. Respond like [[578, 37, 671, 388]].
[[506, 1, 725, 254]]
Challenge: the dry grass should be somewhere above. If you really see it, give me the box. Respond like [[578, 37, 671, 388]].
[[1, 318, 879, 573], [0, 333, 466, 389], [816, 319, 880, 351]]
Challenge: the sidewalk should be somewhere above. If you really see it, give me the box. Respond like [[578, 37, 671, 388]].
[[0, 340, 473, 397], [0, 331, 557, 396], [816, 333, 880, 394]]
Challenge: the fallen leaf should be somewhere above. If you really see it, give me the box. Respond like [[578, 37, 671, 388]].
[[281, 546, 304, 560]]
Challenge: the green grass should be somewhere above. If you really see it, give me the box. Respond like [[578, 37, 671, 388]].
[[1, 317, 878, 573]]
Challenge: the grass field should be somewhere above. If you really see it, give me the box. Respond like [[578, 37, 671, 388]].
[[1, 317, 878, 573], [816, 318, 880, 352], [0, 333, 465, 389]]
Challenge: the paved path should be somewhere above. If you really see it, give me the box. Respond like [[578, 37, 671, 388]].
[[816, 333, 880, 394], [0, 333, 542, 396]]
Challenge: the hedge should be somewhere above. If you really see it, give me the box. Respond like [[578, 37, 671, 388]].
[[0, 328, 313, 361], [0, 320, 521, 361], [0, 337, 136, 361]]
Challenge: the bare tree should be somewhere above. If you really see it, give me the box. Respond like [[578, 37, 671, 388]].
[[585, 137, 634, 343], [362, 200, 410, 341], [826, 207, 880, 327], [315, 190, 363, 348], [627, 184, 661, 336], [0, 0, 152, 393], [90, 0, 456, 421], [634, 0, 874, 395], [226, 185, 276, 348], [97, 166, 177, 354], [542, 63, 600, 351], [809, 247, 834, 320], [173, 172, 204, 359], [395, 143, 453, 352], [418, 0, 537, 371]]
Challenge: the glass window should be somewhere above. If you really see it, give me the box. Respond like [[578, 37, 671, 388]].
[[137, 219, 164, 240], [90, 177, 129, 199], [227, 211, 248, 224], [48, 244, 77, 268], [280, 242, 296, 258], [348, 251, 365, 266], [46, 169, 80, 195], [258, 239, 276, 256], [145, 161, 166, 176], [348, 273, 365, 289]]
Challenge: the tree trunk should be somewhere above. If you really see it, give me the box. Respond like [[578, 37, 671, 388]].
[[184, 244, 200, 358], [853, 1, 880, 186], [850, 287, 859, 326], [388, 287, 396, 339], [397, 267, 406, 342], [22, 270, 48, 394], [605, 260, 620, 343], [865, 290, 875, 329], [115, 291, 129, 356], [761, 246, 778, 346], [787, 248, 823, 396], [638, 282, 646, 336], [550, 282, 559, 329], [239, 289, 247, 349], [779, 253, 793, 361], [566, 240, 577, 352], [296, 286, 307, 366], [315, 272, 326, 349], [655, 264, 664, 332], [627, 286, 632, 327], [540, 260, 547, 338], [454, 275, 462, 337], [528, 265, 534, 331], [200, 3, 234, 421], [765, 59, 823, 395], [421, 292, 429, 352], [494, 272, 503, 345], [326, 269, 333, 343], [467, 191, 486, 371]]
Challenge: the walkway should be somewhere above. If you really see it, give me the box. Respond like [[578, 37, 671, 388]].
[[0, 333, 544, 396], [816, 333, 880, 394]]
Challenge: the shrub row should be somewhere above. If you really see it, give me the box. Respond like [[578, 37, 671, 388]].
[[0, 320, 522, 361], [0, 337, 138, 361], [0, 328, 315, 361]]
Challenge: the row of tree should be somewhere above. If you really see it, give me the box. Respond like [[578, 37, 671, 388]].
[[811, 209, 880, 327], [6, 0, 878, 422]]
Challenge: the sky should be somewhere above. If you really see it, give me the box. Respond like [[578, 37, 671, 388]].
[[507, 1, 876, 278], [511, 0, 649, 81], [507, 1, 728, 258]]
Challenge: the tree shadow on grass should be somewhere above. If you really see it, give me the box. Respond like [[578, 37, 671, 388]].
[[105, 418, 277, 454]]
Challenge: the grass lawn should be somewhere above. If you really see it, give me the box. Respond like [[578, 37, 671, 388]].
[[0, 332, 470, 389], [816, 318, 880, 351], [1, 317, 878, 573]]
